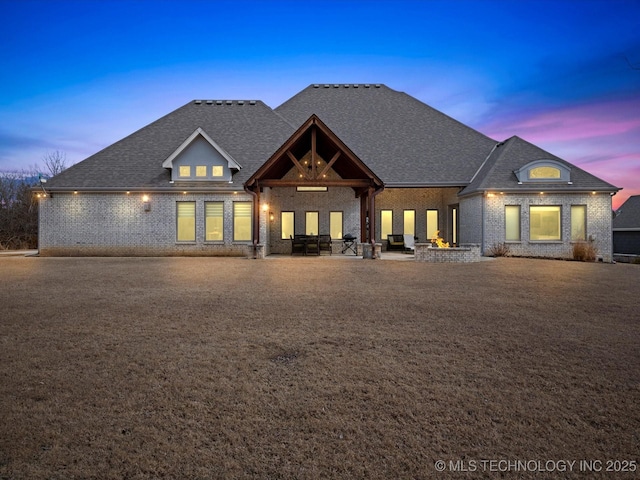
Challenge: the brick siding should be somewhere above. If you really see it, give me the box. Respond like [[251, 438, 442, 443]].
[[38, 192, 258, 256]]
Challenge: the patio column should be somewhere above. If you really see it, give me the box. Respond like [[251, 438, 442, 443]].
[[360, 194, 368, 242]]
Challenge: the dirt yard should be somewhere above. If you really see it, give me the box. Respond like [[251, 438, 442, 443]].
[[0, 256, 638, 479]]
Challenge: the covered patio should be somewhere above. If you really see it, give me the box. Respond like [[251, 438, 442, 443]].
[[244, 115, 384, 258]]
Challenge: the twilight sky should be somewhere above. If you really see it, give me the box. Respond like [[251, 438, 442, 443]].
[[1, 0, 638, 209]]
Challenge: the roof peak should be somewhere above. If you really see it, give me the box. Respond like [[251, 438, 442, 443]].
[[309, 83, 386, 89]]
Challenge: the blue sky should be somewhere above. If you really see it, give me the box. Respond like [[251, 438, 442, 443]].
[[1, 0, 638, 208]]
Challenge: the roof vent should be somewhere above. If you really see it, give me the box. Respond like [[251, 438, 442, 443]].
[[216, 100, 223, 105], [364, 84, 370, 88], [353, 84, 359, 88], [344, 84, 349, 88], [206, 100, 213, 105], [334, 84, 339, 88], [375, 84, 381, 88], [238, 100, 245, 105], [226, 100, 232, 105], [249, 100, 256, 105], [194, 100, 202, 104], [313, 84, 320, 88], [324, 84, 330, 88]]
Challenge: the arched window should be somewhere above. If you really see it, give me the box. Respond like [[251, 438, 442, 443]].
[[514, 160, 570, 183], [529, 166, 561, 179]]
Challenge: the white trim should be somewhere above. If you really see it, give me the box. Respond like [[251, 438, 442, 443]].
[[162, 127, 242, 170]]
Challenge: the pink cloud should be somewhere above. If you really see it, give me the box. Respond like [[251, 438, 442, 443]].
[[483, 98, 640, 144], [478, 97, 640, 211]]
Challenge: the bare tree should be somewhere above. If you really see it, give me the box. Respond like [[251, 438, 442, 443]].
[[0, 170, 38, 249], [42, 150, 67, 177]]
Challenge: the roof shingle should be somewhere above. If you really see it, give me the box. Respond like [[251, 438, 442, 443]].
[[613, 195, 640, 229]]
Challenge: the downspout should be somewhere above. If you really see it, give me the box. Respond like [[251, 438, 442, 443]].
[[481, 192, 485, 256], [244, 184, 259, 259]]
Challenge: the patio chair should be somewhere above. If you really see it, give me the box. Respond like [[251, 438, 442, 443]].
[[403, 234, 416, 254], [318, 234, 332, 255], [305, 235, 319, 255], [387, 234, 405, 251], [291, 235, 306, 255]]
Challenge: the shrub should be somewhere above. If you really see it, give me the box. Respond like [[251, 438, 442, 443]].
[[572, 241, 597, 262], [488, 242, 511, 257]]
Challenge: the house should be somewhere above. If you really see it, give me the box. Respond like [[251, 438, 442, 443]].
[[37, 84, 620, 261], [613, 195, 640, 256]]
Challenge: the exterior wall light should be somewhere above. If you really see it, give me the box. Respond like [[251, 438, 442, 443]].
[[142, 195, 150, 212]]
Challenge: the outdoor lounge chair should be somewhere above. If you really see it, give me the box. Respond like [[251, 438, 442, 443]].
[[318, 234, 332, 255], [387, 234, 405, 251], [403, 234, 415, 254]]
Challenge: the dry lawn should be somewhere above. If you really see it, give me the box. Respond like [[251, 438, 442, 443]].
[[0, 256, 638, 479]]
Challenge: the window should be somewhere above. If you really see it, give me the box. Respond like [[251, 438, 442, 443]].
[[505, 205, 521, 241], [196, 166, 207, 177], [330, 211, 343, 239], [426, 209, 439, 240], [381, 210, 393, 240], [451, 207, 458, 245], [403, 210, 415, 236], [305, 211, 319, 236], [529, 166, 561, 179], [212, 166, 224, 177], [281, 212, 294, 240], [176, 202, 196, 242], [514, 160, 571, 183], [179, 166, 191, 177], [233, 202, 252, 241], [205, 202, 224, 241], [530, 206, 561, 241], [571, 205, 587, 241]]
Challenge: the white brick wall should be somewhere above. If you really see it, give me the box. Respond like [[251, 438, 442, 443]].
[[376, 187, 460, 243], [38, 192, 258, 256], [415, 244, 482, 263], [38, 189, 614, 261], [459, 195, 483, 244], [481, 192, 613, 262]]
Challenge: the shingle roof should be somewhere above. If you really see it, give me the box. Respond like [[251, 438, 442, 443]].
[[46, 100, 295, 190], [460, 136, 619, 195], [46, 84, 620, 194], [275, 84, 498, 185], [613, 195, 640, 229]]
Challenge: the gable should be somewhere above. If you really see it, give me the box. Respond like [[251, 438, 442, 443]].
[[162, 128, 241, 183], [460, 136, 619, 196], [245, 114, 383, 193], [43, 100, 294, 191]]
